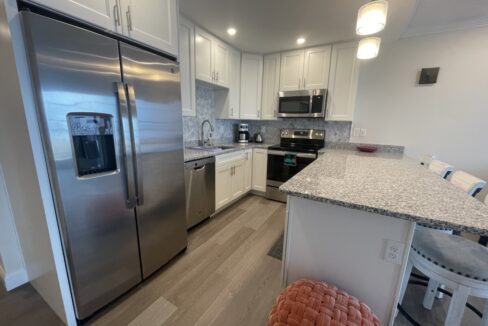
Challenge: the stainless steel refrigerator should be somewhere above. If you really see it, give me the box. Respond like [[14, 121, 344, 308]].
[[21, 12, 188, 320]]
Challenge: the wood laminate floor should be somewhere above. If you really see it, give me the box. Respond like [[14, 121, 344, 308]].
[[1, 194, 486, 325]]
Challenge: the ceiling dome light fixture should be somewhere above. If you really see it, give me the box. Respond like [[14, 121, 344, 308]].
[[227, 27, 237, 36], [296, 37, 306, 45], [356, 0, 389, 36], [357, 37, 381, 60]]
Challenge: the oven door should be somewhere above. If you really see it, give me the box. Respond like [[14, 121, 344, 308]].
[[266, 150, 316, 201]]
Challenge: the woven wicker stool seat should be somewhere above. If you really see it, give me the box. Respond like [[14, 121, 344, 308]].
[[268, 279, 381, 326]]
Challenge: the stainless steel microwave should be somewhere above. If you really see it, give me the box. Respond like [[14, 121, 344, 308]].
[[278, 89, 327, 118]]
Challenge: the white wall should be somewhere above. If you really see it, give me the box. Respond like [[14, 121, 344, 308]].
[[351, 26, 488, 187], [1, 1, 76, 324], [0, 163, 28, 290]]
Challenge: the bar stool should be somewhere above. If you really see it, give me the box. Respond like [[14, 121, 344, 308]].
[[429, 160, 455, 179], [480, 194, 488, 247], [399, 228, 488, 325], [450, 171, 486, 197]]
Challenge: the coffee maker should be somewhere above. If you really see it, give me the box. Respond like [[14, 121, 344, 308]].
[[237, 123, 250, 143]]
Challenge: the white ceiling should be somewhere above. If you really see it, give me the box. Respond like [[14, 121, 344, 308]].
[[179, 0, 488, 54], [403, 0, 488, 37]]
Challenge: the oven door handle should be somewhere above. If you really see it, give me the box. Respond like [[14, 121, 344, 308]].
[[267, 150, 317, 159]]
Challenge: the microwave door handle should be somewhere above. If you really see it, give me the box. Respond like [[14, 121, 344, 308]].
[[126, 84, 144, 206], [116, 82, 136, 209]]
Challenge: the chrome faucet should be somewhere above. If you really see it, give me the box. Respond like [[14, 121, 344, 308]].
[[200, 119, 214, 147]]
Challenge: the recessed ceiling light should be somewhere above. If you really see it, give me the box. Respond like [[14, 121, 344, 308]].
[[297, 37, 306, 45], [227, 28, 237, 36]]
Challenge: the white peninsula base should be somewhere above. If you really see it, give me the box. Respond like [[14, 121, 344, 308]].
[[282, 196, 416, 325]]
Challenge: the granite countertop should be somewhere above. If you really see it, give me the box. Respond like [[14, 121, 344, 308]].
[[280, 149, 488, 236], [184, 142, 272, 162]]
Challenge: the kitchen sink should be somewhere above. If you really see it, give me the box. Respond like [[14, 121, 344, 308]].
[[187, 145, 235, 152]]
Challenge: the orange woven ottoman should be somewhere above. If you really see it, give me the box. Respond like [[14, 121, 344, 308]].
[[268, 279, 381, 326]]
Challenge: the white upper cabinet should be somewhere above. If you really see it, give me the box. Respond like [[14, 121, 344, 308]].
[[228, 48, 241, 119], [32, 0, 118, 32], [213, 41, 230, 87], [32, 0, 179, 56], [326, 42, 359, 121], [214, 47, 240, 119], [279, 50, 304, 91], [179, 17, 196, 117], [120, 0, 179, 56], [240, 53, 263, 120], [261, 53, 281, 120], [280, 46, 331, 91], [303, 46, 331, 90], [195, 28, 214, 83], [194, 27, 230, 88]]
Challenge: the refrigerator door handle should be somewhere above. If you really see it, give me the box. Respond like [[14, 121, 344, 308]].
[[116, 82, 137, 209], [126, 84, 144, 206]]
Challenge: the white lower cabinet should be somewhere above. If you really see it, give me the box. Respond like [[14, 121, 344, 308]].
[[252, 148, 267, 192], [215, 151, 247, 210], [244, 149, 253, 191], [231, 160, 245, 200], [215, 161, 233, 209]]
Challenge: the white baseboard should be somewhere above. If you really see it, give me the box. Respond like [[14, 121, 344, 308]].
[[0, 266, 28, 291]]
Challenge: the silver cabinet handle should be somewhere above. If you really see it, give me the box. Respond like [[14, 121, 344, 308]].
[[126, 5, 133, 31], [303, 78, 306, 89], [113, 2, 121, 26], [216, 71, 219, 81], [126, 84, 143, 206], [116, 82, 136, 209]]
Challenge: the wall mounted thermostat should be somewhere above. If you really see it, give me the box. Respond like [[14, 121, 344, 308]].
[[419, 67, 440, 84]]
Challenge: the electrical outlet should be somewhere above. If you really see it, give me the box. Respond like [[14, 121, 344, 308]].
[[353, 128, 360, 137], [383, 240, 405, 265], [360, 129, 367, 137]]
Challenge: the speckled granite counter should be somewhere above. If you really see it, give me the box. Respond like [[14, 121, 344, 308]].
[[184, 143, 272, 162], [280, 149, 488, 236]]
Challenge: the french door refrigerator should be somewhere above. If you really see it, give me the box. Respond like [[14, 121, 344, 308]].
[[21, 12, 187, 319]]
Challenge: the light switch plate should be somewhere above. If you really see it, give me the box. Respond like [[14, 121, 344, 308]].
[[360, 129, 367, 137], [353, 128, 360, 137]]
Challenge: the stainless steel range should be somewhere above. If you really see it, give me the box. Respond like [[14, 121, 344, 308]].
[[266, 129, 325, 202]]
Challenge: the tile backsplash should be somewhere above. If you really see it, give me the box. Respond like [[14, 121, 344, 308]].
[[182, 84, 351, 144]]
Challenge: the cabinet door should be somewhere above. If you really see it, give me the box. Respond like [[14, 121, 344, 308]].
[[326, 42, 359, 121], [261, 53, 281, 120], [231, 160, 245, 200], [215, 162, 233, 209], [121, 0, 178, 56], [279, 50, 304, 91], [252, 148, 267, 192], [179, 17, 196, 117], [303, 45, 331, 90], [240, 54, 263, 120], [229, 48, 241, 119], [244, 150, 253, 192], [213, 41, 230, 88], [32, 0, 118, 32], [195, 28, 214, 83]]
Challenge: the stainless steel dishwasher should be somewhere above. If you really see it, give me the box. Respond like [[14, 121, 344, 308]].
[[184, 157, 216, 229]]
